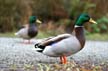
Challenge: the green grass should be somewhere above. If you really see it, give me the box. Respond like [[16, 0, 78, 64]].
[[0, 32, 16, 37], [86, 33, 108, 41], [37, 31, 55, 39], [38, 32, 108, 41], [0, 32, 108, 41]]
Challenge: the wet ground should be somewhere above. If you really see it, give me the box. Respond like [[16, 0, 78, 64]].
[[0, 37, 108, 70]]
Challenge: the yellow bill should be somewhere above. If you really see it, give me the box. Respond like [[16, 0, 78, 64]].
[[36, 19, 42, 24], [89, 18, 97, 24]]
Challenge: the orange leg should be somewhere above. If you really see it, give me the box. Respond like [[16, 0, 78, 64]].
[[60, 56, 67, 64], [28, 40, 31, 44], [23, 40, 31, 44]]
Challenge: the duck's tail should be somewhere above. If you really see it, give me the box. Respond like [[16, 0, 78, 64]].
[[14, 32, 18, 36], [35, 43, 45, 52], [33, 48, 43, 52]]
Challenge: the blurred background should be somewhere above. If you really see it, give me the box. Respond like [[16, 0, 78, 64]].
[[0, 0, 108, 70], [0, 0, 108, 39]]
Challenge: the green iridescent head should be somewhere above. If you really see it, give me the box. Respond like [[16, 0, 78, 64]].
[[29, 16, 36, 23], [75, 14, 97, 26], [29, 16, 42, 24]]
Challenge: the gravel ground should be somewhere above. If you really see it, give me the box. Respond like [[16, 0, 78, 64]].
[[0, 37, 108, 68]]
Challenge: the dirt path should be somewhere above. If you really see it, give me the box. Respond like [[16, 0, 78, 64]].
[[0, 37, 108, 68]]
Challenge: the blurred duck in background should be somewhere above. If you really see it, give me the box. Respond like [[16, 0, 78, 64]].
[[15, 16, 42, 44]]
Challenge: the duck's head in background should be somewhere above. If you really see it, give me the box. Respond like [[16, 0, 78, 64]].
[[29, 16, 42, 24], [75, 14, 97, 26]]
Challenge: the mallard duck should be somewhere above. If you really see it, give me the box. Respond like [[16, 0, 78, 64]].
[[15, 16, 42, 43], [35, 14, 97, 64]]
